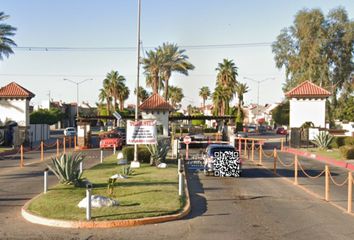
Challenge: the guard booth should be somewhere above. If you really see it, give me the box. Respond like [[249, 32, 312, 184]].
[[77, 121, 91, 149]]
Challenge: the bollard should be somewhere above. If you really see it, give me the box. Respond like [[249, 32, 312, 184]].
[[20, 145, 24, 168], [100, 149, 103, 163], [294, 155, 298, 185], [238, 138, 242, 156], [273, 148, 277, 174], [348, 172, 352, 213], [178, 171, 184, 196], [44, 168, 48, 194], [74, 136, 77, 149], [251, 140, 255, 161], [259, 143, 263, 165], [80, 161, 83, 175], [86, 183, 92, 221], [69, 137, 72, 149], [325, 165, 329, 201], [56, 139, 59, 157], [178, 158, 181, 173], [113, 144, 116, 155], [186, 143, 189, 160], [244, 139, 247, 157], [40, 141, 44, 161], [63, 137, 66, 154], [281, 138, 284, 151]]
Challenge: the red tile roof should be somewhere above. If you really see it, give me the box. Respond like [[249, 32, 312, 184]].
[[139, 93, 174, 111], [285, 81, 331, 98], [0, 82, 35, 99]]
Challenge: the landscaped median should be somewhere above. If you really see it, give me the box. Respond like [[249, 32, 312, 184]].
[[22, 154, 190, 228]]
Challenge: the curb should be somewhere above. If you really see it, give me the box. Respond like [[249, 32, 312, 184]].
[[284, 147, 354, 171], [0, 149, 18, 156], [22, 174, 191, 228]]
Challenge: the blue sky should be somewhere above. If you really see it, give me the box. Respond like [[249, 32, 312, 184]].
[[1, 0, 353, 108]]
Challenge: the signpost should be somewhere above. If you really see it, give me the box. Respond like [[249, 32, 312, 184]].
[[184, 136, 191, 159], [127, 120, 157, 145]]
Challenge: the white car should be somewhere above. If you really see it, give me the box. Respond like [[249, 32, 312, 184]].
[[64, 127, 76, 136]]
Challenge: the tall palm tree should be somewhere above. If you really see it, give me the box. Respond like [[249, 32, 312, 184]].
[[98, 88, 112, 115], [159, 43, 195, 100], [215, 59, 238, 88], [199, 86, 211, 108], [0, 12, 16, 60], [118, 85, 130, 111], [103, 70, 126, 111], [168, 85, 184, 108], [142, 50, 162, 94], [235, 82, 249, 121], [134, 86, 150, 103]]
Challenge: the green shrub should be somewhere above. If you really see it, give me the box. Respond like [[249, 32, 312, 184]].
[[122, 146, 151, 163], [204, 128, 218, 133], [339, 146, 354, 159], [344, 137, 354, 146], [330, 136, 347, 149], [312, 132, 333, 150]]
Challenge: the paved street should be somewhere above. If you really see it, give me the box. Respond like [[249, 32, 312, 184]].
[[1, 146, 354, 239]]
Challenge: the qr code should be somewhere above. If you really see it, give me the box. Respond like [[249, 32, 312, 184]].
[[212, 151, 241, 177]]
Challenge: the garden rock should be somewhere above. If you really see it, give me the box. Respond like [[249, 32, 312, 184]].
[[117, 152, 124, 159], [157, 163, 167, 168], [78, 195, 119, 208]]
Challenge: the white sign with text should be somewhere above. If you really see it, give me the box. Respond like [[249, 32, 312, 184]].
[[127, 120, 157, 145]]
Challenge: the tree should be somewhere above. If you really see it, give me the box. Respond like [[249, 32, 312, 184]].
[[212, 85, 232, 116], [271, 101, 290, 126], [272, 7, 354, 113], [103, 70, 126, 111], [30, 108, 64, 125], [118, 85, 129, 111], [159, 43, 195, 100], [168, 85, 184, 108], [235, 83, 249, 122], [0, 12, 16, 60], [199, 86, 211, 108], [98, 88, 112, 115], [134, 86, 150, 103], [335, 95, 354, 121], [142, 50, 162, 94]]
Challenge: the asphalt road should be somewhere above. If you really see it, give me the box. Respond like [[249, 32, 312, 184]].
[[1, 146, 354, 239]]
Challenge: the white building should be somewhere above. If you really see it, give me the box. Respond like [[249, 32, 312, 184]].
[[139, 93, 174, 136], [286, 81, 331, 128], [0, 82, 35, 126]]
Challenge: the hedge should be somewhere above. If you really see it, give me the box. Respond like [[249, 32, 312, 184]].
[[339, 146, 354, 160], [344, 137, 354, 146], [330, 136, 349, 149], [122, 146, 151, 163]]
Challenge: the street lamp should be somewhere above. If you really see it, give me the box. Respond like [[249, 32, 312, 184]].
[[243, 77, 275, 120], [63, 78, 93, 123]]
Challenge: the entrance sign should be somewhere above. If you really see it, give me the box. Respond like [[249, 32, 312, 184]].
[[127, 120, 157, 144]]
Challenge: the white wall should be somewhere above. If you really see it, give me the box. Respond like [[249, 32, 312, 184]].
[[0, 99, 29, 126], [290, 98, 326, 128], [141, 111, 169, 136]]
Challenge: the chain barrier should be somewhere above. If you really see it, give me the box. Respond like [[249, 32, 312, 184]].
[[23, 144, 41, 152], [43, 141, 57, 148], [254, 145, 261, 151], [261, 148, 274, 158], [276, 155, 295, 167], [1, 148, 21, 160], [297, 159, 325, 179], [328, 169, 349, 187]]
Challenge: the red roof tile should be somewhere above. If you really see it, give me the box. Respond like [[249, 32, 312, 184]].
[[0, 82, 35, 99], [285, 81, 331, 98], [139, 93, 174, 111]]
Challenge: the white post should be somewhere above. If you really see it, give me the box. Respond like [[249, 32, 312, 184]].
[[178, 172, 183, 196], [113, 144, 116, 155], [86, 186, 92, 221], [80, 161, 83, 175], [178, 158, 181, 173], [44, 169, 48, 194], [100, 149, 103, 163]]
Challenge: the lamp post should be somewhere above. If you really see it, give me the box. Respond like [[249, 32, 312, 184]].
[[63, 78, 93, 123], [243, 77, 275, 120]]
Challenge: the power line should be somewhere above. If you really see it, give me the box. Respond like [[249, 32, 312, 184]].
[[12, 42, 273, 52]]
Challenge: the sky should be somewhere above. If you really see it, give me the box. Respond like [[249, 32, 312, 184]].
[[1, 0, 353, 109]]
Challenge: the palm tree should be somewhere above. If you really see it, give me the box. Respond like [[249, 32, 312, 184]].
[[235, 82, 249, 121], [159, 43, 195, 100], [98, 88, 112, 115], [215, 59, 238, 88], [118, 85, 130, 111], [103, 70, 126, 111], [199, 86, 211, 108], [142, 50, 162, 94], [168, 85, 184, 108], [212, 85, 232, 115], [134, 86, 150, 103], [0, 12, 16, 60]]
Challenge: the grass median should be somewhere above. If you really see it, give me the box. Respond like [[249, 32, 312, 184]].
[[27, 154, 183, 221]]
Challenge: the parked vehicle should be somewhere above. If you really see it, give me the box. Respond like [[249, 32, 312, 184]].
[[276, 127, 288, 135], [99, 132, 123, 149], [202, 144, 241, 177], [64, 127, 76, 136], [112, 127, 126, 145]]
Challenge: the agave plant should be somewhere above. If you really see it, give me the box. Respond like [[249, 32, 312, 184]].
[[121, 165, 134, 176], [146, 138, 170, 166], [312, 131, 333, 150], [47, 153, 84, 186]]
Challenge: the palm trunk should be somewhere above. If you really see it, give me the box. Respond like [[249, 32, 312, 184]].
[[203, 98, 206, 109], [153, 72, 159, 94], [164, 71, 171, 101], [119, 98, 124, 111], [113, 97, 118, 112], [106, 98, 111, 115]]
